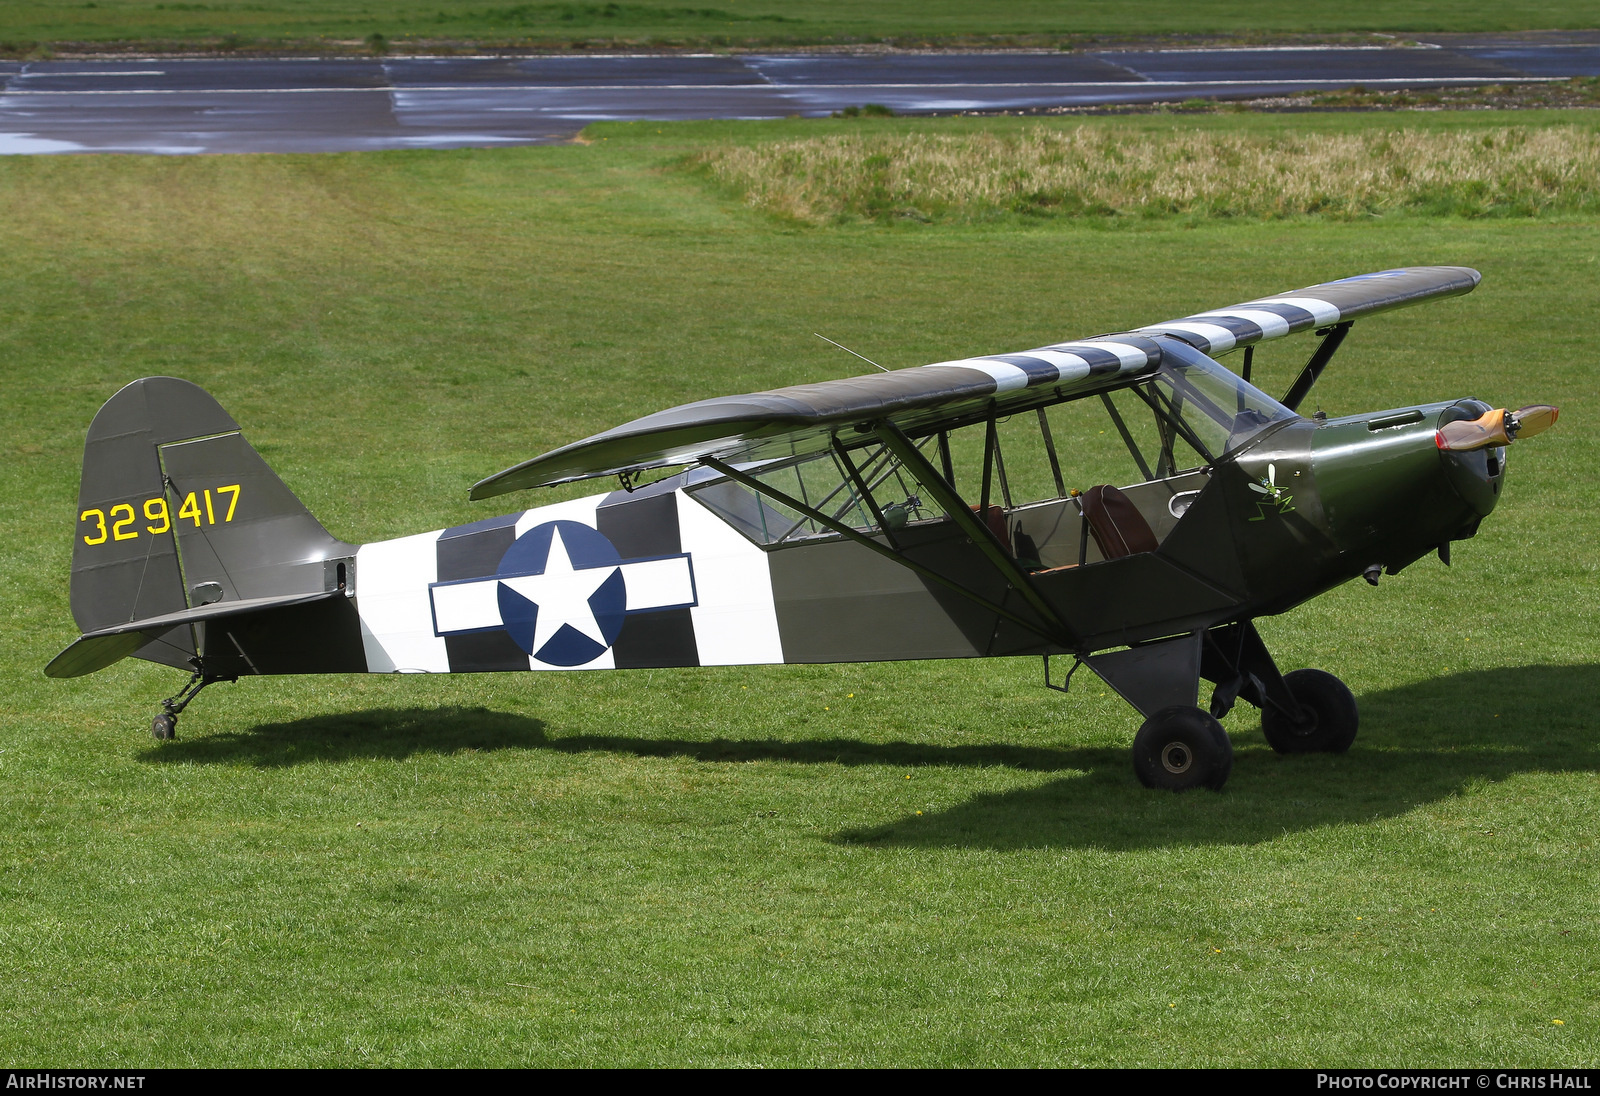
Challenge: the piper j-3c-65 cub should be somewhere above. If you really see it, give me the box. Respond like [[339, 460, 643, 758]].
[[49, 266, 1559, 792]]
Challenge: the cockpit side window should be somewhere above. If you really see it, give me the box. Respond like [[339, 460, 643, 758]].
[[688, 436, 941, 547], [690, 346, 1287, 554]]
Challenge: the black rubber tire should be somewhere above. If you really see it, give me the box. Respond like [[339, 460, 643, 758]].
[[151, 713, 176, 741], [1261, 668, 1359, 754], [1133, 705, 1233, 791]]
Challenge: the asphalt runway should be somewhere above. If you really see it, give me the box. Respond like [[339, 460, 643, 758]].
[[5, 36, 1600, 154]]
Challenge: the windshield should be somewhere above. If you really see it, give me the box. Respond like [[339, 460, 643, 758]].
[[1147, 339, 1297, 461]]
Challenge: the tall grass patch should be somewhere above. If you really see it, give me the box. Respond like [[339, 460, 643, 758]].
[[694, 124, 1600, 224]]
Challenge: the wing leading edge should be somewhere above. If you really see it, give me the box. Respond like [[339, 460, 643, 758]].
[[471, 265, 1480, 498]]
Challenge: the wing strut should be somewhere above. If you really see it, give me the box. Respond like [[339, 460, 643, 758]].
[[979, 415, 997, 513], [700, 456, 1060, 644], [1036, 407, 1067, 499], [1282, 322, 1353, 413], [874, 422, 1074, 645], [1101, 393, 1155, 482], [831, 438, 901, 551]]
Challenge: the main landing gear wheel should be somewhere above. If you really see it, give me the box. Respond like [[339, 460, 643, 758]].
[[1261, 668, 1359, 754], [1133, 706, 1233, 791], [151, 712, 176, 741]]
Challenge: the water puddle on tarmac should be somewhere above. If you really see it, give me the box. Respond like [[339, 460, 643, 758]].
[[0, 133, 84, 153]]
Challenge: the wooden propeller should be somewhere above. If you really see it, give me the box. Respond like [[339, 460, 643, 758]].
[[1436, 405, 1559, 452]]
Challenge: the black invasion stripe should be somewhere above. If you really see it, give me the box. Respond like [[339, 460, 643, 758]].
[[436, 512, 529, 672], [1139, 325, 1218, 354], [988, 354, 1062, 384], [594, 490, 700, 669], [1182, 314, 1266, 345], [1235, 301, 1319, 331], [1043, 344, 1129, 375], [1091, 334, 1165, 363], [444, 630, 532, 673], [437, 512, 521, 582]]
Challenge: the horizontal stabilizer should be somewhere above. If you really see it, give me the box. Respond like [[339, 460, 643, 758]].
[[45, 591, 341, 678]]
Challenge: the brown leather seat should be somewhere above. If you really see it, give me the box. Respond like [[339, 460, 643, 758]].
[[1081, 485, 1159, 560], [971, 503, 1012, 555]]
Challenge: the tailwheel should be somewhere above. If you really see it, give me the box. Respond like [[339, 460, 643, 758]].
[[1132, 705, 1233, 792], [151, 712, 176, 741], [1261, 668, 1359, 754]]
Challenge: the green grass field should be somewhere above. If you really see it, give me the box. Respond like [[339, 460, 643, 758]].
[[3, 0, 1600, 53], [3, 112, 1598, 1065]]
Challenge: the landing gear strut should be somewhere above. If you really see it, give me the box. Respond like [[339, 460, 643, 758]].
[[1076, 631, 1235, 791], [150, 661, 232, 740], [1075, 620, 1360, 791], [1201, 621, 1360, 754]]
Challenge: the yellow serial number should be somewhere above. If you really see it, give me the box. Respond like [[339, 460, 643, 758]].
[[80, 485, 241, 546]]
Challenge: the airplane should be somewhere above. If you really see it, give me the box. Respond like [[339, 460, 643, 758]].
[[46, 266, 1560, 791]]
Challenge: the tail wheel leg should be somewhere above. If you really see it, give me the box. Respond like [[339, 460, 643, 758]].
[[150, 663, 229, 741]]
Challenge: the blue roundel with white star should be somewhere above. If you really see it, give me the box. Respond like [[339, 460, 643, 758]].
[[494, 521, 627, 666]]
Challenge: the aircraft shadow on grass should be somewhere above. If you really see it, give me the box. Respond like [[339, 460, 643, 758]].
[[141, 664, 1599, 850], [137, 705, 553, 766]]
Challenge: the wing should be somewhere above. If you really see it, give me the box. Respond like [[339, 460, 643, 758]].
[[471, 266, 1479, 498], [471, 333, 1165, 497]]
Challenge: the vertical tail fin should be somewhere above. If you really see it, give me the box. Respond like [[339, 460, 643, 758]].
[[55, 377, 359, 676]]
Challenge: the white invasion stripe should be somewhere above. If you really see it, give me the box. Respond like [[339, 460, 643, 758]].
[[1044, 341, 1149, 370], [1143, 322, 1237, 353], [1255, 296, 1341, 325], [677, 489, 784, 665], [355, 529, 451, 673], [1092, 341, 1152, 369], [1196, 308, 1290, 338], [924, 359, 1030, 392], [1027, 349, 1094, 380], [430, 579, 502, 634], [622, 556, 695, 611]]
